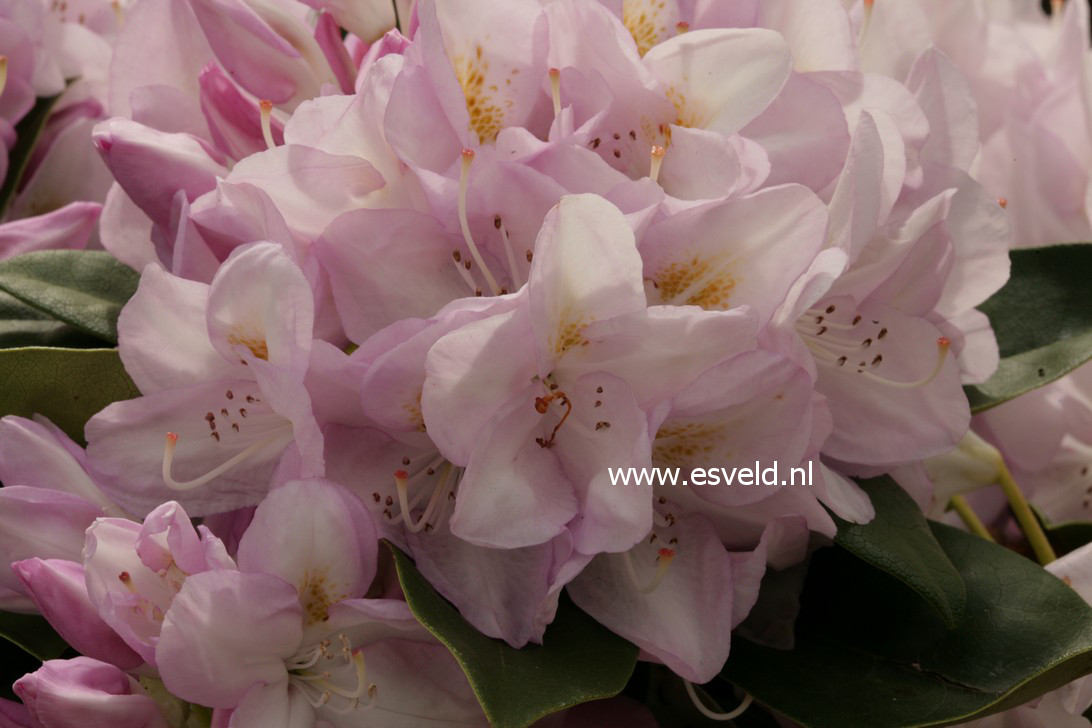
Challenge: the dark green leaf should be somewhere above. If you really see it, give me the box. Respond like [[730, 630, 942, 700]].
[[0, 92, 62, 215], [0, 347, 139, 444], [0, 250, 140, 344], [1034, 506, 1092, 557], [966, 244, 1092, 413], [0, 290, 108, 349], [722, 522, 1092, 727], [387, 542, 638, 728], [833, 476, 965, 627], [0, 611, 68, 662]]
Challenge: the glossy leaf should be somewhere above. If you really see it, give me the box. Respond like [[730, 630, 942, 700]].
[[0, 251, 139, 344], [722, 522, 1092, 727], [0, 347, 139, 444], [0, 611, 68, 662], [966, 244, 1092, 412], [0, 291, 106, 349], [387, 542, 638, 728], [833, 476, 965, 627], [0, 93, 61, 215]]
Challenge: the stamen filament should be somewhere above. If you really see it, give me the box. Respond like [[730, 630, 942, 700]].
[[534, 392, 572, 448], [162, 430, 288, 491], [857, 337, 949, 389], [0, 57, 7, 100], [458, 149, 502, 295], [649, 145, 665, 183], [111, 0, 124, 27], [451, 251, 480, 295], [394, 469, 449, 533], [497, 219, 524, 290], [622, 548, 675, 594], [259, 100, 276, 150], [858, 0, 874, 44], [548, 68, 561, 120], [684, 681, 753, 721]]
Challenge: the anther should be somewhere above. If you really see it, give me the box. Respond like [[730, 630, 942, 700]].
[[0, 57, 7, 100], [676, 21, 689, 34], [548, 67, 561, 120], [649, 145, 665, 183], [259, 100, 276, 150], [998, 197, 1008, 209]]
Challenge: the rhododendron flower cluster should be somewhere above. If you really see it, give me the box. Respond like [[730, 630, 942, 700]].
[[1, 0, 1092, 726]]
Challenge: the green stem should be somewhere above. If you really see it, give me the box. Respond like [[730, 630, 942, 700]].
[[949, 495, 994, 542], [995, 457, 1056, 565]]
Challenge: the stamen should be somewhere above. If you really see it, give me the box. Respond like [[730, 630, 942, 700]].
[[496, 217, 524, 290], [259, 100, 276, 150], [457, 149, 502, 295], [394, 469, 450, 533], [534, 391, 572, 448], [676, 21, 690, 34], [0, 57, 7, 100], [649, 146, 665, 183], [623, 548, 675, 594], [812, 336, 950, 388], [684, 681, 753, 721], [161, 430, 289, 491], [859, 0, 874, 44], [111, 0, 124, 26], [548, 68, 561, 120], [452, 250, 480, 295], [998, 197, 1008, 209]]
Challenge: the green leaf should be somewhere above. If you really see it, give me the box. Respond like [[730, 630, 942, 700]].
[[0, 290, 108, 349], [387, 542, 638, 728], [966, 244, 1092, 413], [722, 522, 1092, 728], [0, 347, 139, 444], [0, 251, 140, 344], [833, 476, 966, 627], [0, 611, 68, 662], [0, 92, 62, 215]]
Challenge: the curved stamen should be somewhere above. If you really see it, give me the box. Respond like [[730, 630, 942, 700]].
[[496, 217, 524, 290], [451, 250, 481, 295], [162, 430, 289, 491], [858, 0, 875, 44], [259, 100, 276, 150], [623, 548, 675, 594], [457, 149, 502, 295], [684, 681, 753, 721], [649, 145, 665, 183], [548, 67, 562, 120], [858, 336, 949, 389], [534, 391, 572, 448], [394, 468, 451, 533]]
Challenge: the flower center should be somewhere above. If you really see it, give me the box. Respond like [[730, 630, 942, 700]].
[[160, 388, 294, 490], [287, 634, 377, 714], [795, 304, 951, 389]]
